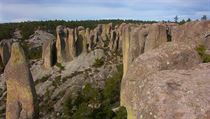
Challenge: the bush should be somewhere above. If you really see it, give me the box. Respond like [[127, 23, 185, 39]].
[[56, 63, 65, 70], [35, 75, 50, 85], [93, 58, 104, 68], [196, 45, 210, 63], [113, 106, 127, 119], [63, 64, 126, 119]]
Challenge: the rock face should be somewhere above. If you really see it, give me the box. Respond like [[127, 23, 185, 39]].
[[121, 42, 202, 119], [54, 23, 121, 64], [121, 23, 169, 77], [67, 28, 77, 60], [56, 25, 68, 63], [27, 30, 55, 49], [172, 21, 210, 46], [4, 42, 38, 119], [0, 39, 12, 66], [131, 63, 210, 119], [42, 39, 56, 69]]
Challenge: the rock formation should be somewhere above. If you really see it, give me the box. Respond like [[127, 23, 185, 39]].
[[56, 25, 68, 63], [121, 23, 169, 77], [130, 63, 210, 119], [0, 39, 12, 66], [54, 23, 120, 64], [120, 21, 210, 119], [172, 21, 210, 46], [27, 30, 55, 49], [4, 42, 38, 119], [121, 42, 202, 119], [42, 39, 56, 69]]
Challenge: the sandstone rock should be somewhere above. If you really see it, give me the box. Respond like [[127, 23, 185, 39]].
[[101, 23, 112, 41], [56, 25, 68, 63], [78, 29, 87, 54], [126, 63, 210, 119], [4, 42, 38, 119], [85, 28, 94, 51], [28, 30, 55, 49], [172, 21, 210, 47], [121, 42, 201, 119], [0, 39, 12, 66], [42, 39, 56, 69], [144, 23, 168, 52], [121, 23, 170, 77], [67, 28, 77, 60], [109, 30, 120, 51]]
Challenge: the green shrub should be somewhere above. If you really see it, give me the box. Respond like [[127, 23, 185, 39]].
[[56, 63, 65, 70], [113, 106, 127, 119], [35, 75, 50, 85], [196, 45, 210, 63], [103, 64, 123, 105], [52, 75, 62, 87], [93, 58, 104, 68], [63, 64, 126, 119]]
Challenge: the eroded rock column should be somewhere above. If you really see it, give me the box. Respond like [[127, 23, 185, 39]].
[[4, 42, 38, 119]]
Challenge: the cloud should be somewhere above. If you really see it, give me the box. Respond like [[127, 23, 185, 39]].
[[0, 0, 210, 23]]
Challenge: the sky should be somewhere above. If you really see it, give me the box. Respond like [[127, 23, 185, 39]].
[[0, 0, 210, 23]]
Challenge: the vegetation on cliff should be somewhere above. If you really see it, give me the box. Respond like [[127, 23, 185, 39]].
[[63, 64, 127, 119]]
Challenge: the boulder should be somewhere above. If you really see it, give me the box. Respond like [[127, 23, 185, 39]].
[[121, 42, 201, 119], [125, 63, 210, 119], [42, 39, 56, 69], [4, 42, 38, 119]]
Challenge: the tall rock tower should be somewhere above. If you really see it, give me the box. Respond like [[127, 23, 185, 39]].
[[4, 42, 38, 119]]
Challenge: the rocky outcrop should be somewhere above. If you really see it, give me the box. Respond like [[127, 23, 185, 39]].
[[27, 30, 55, 49], [172, 21, 210, 47], [56, 25, 68, 63], [42, 39, 56, 69], [54, 23, 120, 64], [4, 42, 38, 119], [0, 39, 12, 66], [124, 62, 210, 119], [121, 42, 202, 119], [121, 23, 169, 77]]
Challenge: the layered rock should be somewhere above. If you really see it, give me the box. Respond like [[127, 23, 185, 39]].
[[121, 42, 201, 119], [4, 42, 38, 119], [42, 39, 56, 69]]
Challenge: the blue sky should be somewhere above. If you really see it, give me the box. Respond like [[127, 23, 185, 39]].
[[0, 0, 210, 23]]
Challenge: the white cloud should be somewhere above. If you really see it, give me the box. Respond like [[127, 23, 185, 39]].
[[1, 0, 209, 22]]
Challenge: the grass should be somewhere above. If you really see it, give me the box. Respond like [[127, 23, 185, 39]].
[[196, 45, 210, 63], [56, 63, 65, 70], [93, 58, 104, 68]]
